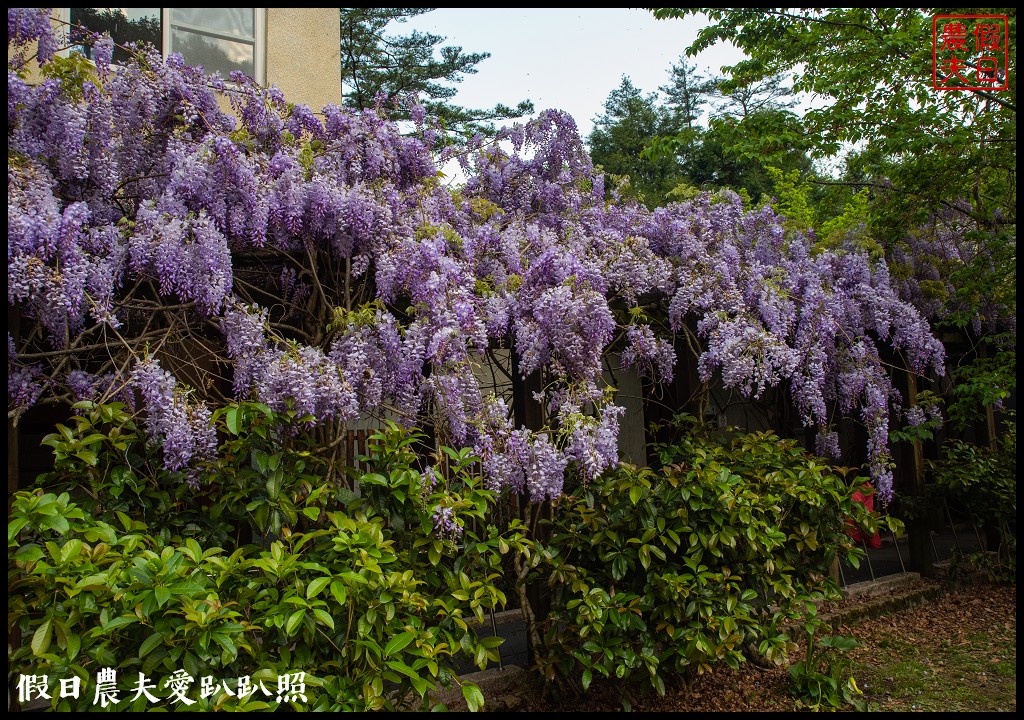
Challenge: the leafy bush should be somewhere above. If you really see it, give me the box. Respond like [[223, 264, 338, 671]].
[[9, 404, 527, 711], [926, 415, 1016, 581], [525, 421, 896, 707], [34, 401, 230, 546], [943, 352, 1015, 432], [788, 632, 873, 711]]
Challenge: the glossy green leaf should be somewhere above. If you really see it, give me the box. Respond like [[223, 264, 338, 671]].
[[461, 682, 485, 712], [286, 609, 305, 636], [385, 631, 416, 657], [306, 576, 330, 599], [31, 618, 53, 656]]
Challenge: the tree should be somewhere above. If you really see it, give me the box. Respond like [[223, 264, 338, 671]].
[[588, 76, 686, 206], [651, 8, 1016, 236], [628, 50, 816, 206], [680, 110, 814, 204], [339, 8, 533, 142], [659, 55, 719, 128], [67, 8, 161, 66], [713, 70, 797, 119]]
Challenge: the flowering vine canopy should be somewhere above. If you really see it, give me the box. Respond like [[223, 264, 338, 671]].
[[8, 8, 946, 503]]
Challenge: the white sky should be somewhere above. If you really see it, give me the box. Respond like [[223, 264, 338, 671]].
[[396, 8, 744, 141]]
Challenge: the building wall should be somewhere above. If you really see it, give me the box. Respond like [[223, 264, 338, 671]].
[[265, 8, 341, 111], [13, 9, 341, 112]]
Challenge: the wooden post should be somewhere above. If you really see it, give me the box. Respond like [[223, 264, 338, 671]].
[[642, 326, 702, 463], [510, 348, 548, 667], [356, 429, 366, 471]]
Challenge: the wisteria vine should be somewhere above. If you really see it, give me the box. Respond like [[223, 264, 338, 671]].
[[8, 8, 950, 503]]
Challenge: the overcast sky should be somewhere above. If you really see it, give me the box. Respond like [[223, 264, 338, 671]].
[[396, 8, 744, 141]]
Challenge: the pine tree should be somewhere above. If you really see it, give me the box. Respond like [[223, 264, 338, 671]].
[[713, 71, 797, 119], [339, 8, 533, 142], [659, 56, 718, 128], [588, 76, 685, 206]]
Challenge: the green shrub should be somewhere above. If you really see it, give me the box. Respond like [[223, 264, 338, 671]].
[[9, 405, 527, 711], [526, 422, 895, 708], [926, 415, 1016, 581], [34, 401, 232, 546]]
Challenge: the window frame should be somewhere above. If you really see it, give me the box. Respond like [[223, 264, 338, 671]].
[[57, 8, 266, 85]]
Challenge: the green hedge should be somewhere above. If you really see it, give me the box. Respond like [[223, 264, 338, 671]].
[[9, 403, 526, 711], [525, 423, 895, 707]]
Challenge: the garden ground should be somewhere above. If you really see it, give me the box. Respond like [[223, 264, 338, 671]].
[[466, 575, 1016, 712]]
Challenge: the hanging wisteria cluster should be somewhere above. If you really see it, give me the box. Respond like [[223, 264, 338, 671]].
[[8, 9, 948, 503], [886, 203, 1017, 337]]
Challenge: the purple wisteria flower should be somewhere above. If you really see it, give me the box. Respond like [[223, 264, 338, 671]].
[[621, 324, 676, 384], [130, 357, 216, 480], [431, 505, 462, 540], [815, 431, 842, 460], [7, 18, 962, 507]]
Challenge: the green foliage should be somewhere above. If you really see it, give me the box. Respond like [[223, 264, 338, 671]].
[[944, 352, 1016, 431], [651, 7, 1016, 267], [937, 422, 1017, 523], [818, 189, 873, 249], [8, 490, 268, 711], [715, 71, 798, 118], [763, 166, 815, 236], [209, 400, 334, 545], [889, 391, 944, 444], [526, 419, 894, 706], [339, 8, 533, 143], [706, 109, 809, 166], [40, 52, 98, 99], [658, 7, 1015, 168], [328, 299, 386, 334], [788, 632, 874, 711], [599, 62, 812, 208], [68, 7, 162, 66], [10, 405, 528, 711], [647, 110, 814, 206], [35, 401, 232, 546], [588, 76, 687, 207], [659, 56, 719, 129], [942, 230, 1017, 336], [926, 415, 1016, 580]]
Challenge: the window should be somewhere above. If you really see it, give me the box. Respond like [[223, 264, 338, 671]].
[[167, 9, 259, 81], [69, 8, 162, 66], [64, 8, 265, 84]]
